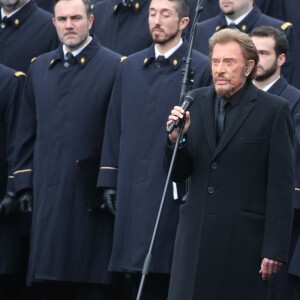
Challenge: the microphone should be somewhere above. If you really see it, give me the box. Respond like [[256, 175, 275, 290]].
[[167, 91, 196, 134]]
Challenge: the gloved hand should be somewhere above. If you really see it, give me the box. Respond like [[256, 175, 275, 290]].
[[17, 190, 33, 213], [0, 192, 19, 218], [101, 188, 117, 216]]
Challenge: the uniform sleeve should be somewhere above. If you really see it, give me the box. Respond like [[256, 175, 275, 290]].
[[262, 101, 294, 262], [5, 72, 26, 193], [13, 66, 37, 192], [97, 65, 123, 189]]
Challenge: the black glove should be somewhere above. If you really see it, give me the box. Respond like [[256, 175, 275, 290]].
[[102, 188, 117, 216], [18, 190, 33, 213], [0, 192, 19, 218]]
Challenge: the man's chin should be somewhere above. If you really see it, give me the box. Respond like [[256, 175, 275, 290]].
[[215, 86, 232, 98], [64, 41, 81, 50]]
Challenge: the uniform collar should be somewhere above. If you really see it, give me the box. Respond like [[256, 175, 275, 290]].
[[143, 40, 189, 70], [49, 35, 101, 69], [112, 0, 147, 13], [215, 5, 261, 33], [267, 76, 288, 95], [0, 0, 37, 29]]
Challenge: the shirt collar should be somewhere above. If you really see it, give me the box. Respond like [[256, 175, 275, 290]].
[[154, 38, 183, 59], [225, 8, 252, 26]]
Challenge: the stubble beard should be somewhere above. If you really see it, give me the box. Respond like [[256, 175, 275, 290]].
[[63, 32, 88, 51], [151, 26, 179, 46]]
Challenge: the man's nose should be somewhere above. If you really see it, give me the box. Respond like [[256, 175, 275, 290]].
[[154, 14, 161, 25], [65, 17, 74, 28], [216, 61, 227, 72]]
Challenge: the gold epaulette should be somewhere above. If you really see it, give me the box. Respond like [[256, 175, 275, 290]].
[[31, 57, 37, 63], [120, 56, 127, 63], [281, 22, 292, 31], [14, 71, 26, 77]]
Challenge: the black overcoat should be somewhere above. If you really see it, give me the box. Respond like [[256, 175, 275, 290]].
[[13, 37, 121, 284], [98, 43, 211, 273], [165, 83, 294, 300], [0, 65, 25, 275], [193, 5, 300, 89], [0, 0, 59, 72]]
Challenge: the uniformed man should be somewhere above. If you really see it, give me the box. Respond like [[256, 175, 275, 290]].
[[0, 0, 59, 72], [193, 0, 300, 90], [251, 26, 300, 121], [0, 64, 25, 300], [251, 26, 300, 300], [97, 0, 211, 298], [13, 0, 122, 298], [91, 0, 153, 56]]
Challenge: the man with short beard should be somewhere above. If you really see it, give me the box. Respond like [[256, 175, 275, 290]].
[[97, 0, 211, 298], [192, 0, 300, 90], [0, 0, 59, 72], [13, 0, 122, 298], [251, 26, 300, 300], [166, 28, 294, 300], [251, 26, 300, 123]]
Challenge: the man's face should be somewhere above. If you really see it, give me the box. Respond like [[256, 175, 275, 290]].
[[252, 36, 280, 82], [219, 0, 252, 16], [148, 0, 186, 46], [53, 0, 94, 51], [211, 40, 249, 98]]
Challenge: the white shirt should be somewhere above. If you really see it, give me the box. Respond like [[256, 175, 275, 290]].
[[154, 38, 183, 59]]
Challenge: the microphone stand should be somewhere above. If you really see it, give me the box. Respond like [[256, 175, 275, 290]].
[[136, 122, 185, 300], [136, 1, 204, 299]]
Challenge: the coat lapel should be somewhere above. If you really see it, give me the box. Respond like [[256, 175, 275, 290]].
[[212, 83, 258, 159]]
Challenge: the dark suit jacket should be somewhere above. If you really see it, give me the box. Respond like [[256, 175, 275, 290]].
[[165, 82, 294, 300]]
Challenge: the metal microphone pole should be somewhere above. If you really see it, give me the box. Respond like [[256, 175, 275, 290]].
[[136, 1, 204, 299]]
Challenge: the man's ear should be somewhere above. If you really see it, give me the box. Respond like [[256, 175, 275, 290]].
[[179, 17, 190, 31], [88, 14, 94, 30], [245, 60, 255, 76], [277, 53, 286, 67]]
